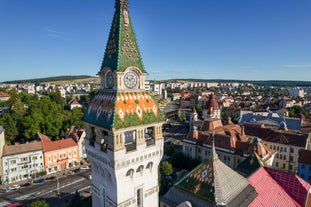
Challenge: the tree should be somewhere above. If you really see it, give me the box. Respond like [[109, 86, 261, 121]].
[[0, 114, 18, 143], [160, 161, 173, 176], [67, 190, 82, 207], [28, 200, 49, 207]]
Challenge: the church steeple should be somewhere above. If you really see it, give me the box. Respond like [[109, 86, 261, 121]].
[[100, 0, 145, 73]]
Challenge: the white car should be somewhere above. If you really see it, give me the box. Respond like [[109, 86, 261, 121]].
[[81, 166, 90, 170], [8, 184, 20, 190]]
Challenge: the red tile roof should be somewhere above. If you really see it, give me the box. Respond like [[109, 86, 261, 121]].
[[248, 167, 310, 207], [42, 138, 77, 152]]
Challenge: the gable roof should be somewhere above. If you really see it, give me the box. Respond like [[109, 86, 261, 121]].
[[42, 138, 77, 152], [83, 91, 165, 130], [100, 0, 145, 73], [243, 123, 309, 147], [2, 141, 42, 156], [240, 113, 301, 130], [162, 142, 257, 207], [249, 167, 310, 207]]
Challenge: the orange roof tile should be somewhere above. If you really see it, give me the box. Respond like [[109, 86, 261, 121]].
[[42, 138, 77, 152]]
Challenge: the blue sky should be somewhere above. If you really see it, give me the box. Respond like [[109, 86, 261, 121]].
[[0, 0, 311, 82]]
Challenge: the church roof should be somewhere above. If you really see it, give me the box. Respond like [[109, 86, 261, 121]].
[[100, 0, 145, 73], [204, 94, 219, 111], [83, 90, 165, 130], [163, 141, 256, 206]]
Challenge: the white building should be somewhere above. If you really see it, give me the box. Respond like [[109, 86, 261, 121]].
[[0, 126, 5, 182], [2, 141, 44, 184], [290, 87, 304, 97], [83, 0, 165, 206]]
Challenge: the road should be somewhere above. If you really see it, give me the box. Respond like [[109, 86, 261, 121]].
[[163, 122, 189, 144], [0, 169, 91, 207]]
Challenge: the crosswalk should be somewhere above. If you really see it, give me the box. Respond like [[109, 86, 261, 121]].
[[0, 178, 87, 207]]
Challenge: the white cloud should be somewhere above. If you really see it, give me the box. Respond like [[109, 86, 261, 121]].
[[44, 27, 69, 39]]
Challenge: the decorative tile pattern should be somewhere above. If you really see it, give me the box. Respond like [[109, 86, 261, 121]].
[[83, 91, 164, 129]]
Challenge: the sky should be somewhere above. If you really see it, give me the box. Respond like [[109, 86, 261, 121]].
[[0, 0, 311, 82]]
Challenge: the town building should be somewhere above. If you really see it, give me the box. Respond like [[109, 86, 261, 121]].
[[2, 141, 44, 184], [0, 126, 5, 182], [298, 149, 311, 183], [0, 92, 10, 101], [65, 126, 87, 161], [203, 94, 221, 120], [82, 0, 165, 206], [183, 119, 275, 170], [243, 122, 311, 174], [290, 87, 305, 97], [38, 133, 79, 174]]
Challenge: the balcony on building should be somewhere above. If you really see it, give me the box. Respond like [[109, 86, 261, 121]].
[[145, 127, 155, 147], [124, 130, 136, 152]]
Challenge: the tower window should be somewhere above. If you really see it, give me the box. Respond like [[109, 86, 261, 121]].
[[137, 188, 143, 207], [136, 165, 144, 175], [124, 130, 136, 152], [146, 162, 153, 172], [126, 169, 134, 178]]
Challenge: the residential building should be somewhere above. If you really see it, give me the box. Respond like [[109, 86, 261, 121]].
[[2, 141, 44, 184], [82, 0, 165, 206], [239, 111, 302, 131], [68, 99, 83, 110], [38, 133, 79, 174], [243, 122, 311, 174], [0, 92, 10, 101], [290, 87, 305, 97], [298, 149, 311, 183], [66, 126, 87, 160], [0, 126, 5, 182], [183, 119, 275, 170]]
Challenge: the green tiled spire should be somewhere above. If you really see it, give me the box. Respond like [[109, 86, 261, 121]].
[[100, 0, 146, 73]]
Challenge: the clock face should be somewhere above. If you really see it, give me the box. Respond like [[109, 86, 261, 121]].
[[106, 71, 114, 88], [124, 71, 138, 88]]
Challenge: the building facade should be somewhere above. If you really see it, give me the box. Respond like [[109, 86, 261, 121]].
[[298, 149, 311, 183], [39, 134, 79, 174], [2, 142, 44, 184], [83, 0, 165, 206]]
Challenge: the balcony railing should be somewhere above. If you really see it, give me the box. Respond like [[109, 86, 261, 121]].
[[146, 138, 155, 147], [125, 142, 136, 152]]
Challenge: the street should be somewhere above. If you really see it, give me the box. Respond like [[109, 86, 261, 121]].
[[0, 169, 91, 207]]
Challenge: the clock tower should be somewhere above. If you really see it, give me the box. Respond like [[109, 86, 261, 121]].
[[83, 0, 165, 207]]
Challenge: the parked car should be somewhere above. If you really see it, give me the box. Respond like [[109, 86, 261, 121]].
[[80, 166, 90, 170], [0, 188, 10, 193], [8, 184, 20, 190], [34, 178, 45, 183], [20, 182, 31, 187], [6, 202, 22, 207]]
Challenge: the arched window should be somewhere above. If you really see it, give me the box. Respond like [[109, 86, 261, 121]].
[[136, 165, 144, 174], [146, 162, 153, 172], [126, 169, 134, 178]]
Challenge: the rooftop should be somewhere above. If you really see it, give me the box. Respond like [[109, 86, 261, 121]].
[[2, 141, 42, 156]]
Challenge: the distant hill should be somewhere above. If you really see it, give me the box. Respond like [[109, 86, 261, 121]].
[[164, 79, 311, 87], [2, 75, 99, 84]]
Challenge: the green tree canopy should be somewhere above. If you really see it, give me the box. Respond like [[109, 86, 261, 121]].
[[160, 161, 173, 176], [28, 199, 50, 207]]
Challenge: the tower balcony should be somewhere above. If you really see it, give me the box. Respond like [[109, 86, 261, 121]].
[[125, 142, 136, 152], [145, 138, 155, 147]]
